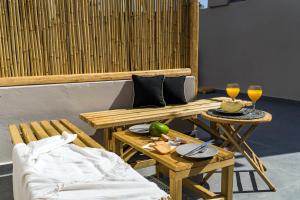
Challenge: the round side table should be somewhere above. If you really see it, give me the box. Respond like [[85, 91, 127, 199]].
[[201, 111, 276, 191]]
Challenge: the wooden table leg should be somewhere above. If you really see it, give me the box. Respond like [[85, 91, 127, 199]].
[[218, 124, 276, 191], [189, 118, 226, 140], [169, 170, 183, 200], [103, 128, 112, 150], [112, 135, 123, 157], [220, 124, 243, 149], [200, 170, 217, 185], [221, 165, 234, 200]]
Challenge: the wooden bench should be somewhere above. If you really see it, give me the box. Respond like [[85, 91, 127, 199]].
[[80, 98, 228, 130], [80, 97, 251, 150], [8, 119, 152, 170]]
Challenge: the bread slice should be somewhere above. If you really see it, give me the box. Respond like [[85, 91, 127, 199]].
[[153, 141, 171, 154]]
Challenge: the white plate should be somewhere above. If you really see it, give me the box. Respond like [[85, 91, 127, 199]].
[[176, 143, 218, 159], [128, 124, 151, 134]]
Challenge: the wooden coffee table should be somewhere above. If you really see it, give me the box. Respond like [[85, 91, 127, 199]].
[[201, 111, 276, 191], [112, 129, 235, 200]]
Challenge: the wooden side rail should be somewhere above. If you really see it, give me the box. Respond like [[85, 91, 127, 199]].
[[0, 69, 191, 87], [9, 119, 103, 149]]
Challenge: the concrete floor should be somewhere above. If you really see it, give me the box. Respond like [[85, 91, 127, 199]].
[[1, 91, 300, 199]]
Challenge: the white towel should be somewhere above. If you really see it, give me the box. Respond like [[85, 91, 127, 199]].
[[13, 132, 168, 200]]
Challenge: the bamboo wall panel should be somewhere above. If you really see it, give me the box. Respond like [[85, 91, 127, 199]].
[[0, 0, 192, 78]]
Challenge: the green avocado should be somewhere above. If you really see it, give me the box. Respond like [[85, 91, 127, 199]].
[[149, 122, 169, 137]]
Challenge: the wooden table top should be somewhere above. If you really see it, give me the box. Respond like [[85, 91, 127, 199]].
[[113, 129, 234, 172], [80, 97, 250, 129], [201, 111, 272, 125]]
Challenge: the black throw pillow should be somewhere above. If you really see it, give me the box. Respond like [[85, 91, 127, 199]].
[[163, 76, 187, 104], [132, 75, 166, 107]]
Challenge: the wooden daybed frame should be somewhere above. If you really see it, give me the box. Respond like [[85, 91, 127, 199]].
[[9, 119, 172, 200]]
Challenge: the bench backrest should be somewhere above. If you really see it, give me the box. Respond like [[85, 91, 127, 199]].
[[0, 76, 195, 139]]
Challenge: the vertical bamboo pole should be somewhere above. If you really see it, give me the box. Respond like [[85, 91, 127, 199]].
[[8, 0, 19, 76], [14, 0, 25, 76], [46, 0, 55, 75], [119, 0, 126, 72], [125, 0, 131, 71], [156, 0, 161, 69], [0, 1, 7, 77], [148, 0, 152, 70], [75, 0, 83, 74], [98, 0, 105, 72], [33, 0, 44, 75], [188, 0, 199, 94], [91, 0, 96, 73]]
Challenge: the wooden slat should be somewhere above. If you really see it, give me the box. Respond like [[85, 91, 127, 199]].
[[91, 102, 221, 122], [86, 104, 221, 128], [30, 121, 49, 139], [183, 179, 217, 199], [60, 119, 103, 148], [19, 123, 37, 144], [131, 159, 157, 169], [123, 147, 138, 162], [50, 120, 87, 147], [8, 124, 24, 144], [40, 120, 60, 136], [83, 98, 227, 118], [0, 68, 191, 86]]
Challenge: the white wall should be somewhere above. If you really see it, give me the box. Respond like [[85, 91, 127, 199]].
[[0, 77, 195, 163], [199, 0, 300, 101]]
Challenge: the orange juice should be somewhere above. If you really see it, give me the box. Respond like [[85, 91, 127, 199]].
[[247, 89, 262, 102], [226, 87, 240, 99]]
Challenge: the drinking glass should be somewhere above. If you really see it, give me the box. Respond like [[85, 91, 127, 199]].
[[247, 85, 263, 110], [226, 83, 240, 101]]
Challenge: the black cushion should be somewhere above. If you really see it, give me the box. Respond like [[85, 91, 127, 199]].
[[163, 76, 187, 104], [132, 75, 166, 107]]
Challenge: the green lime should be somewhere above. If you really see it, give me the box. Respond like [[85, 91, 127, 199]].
[[149, 122, 169, 137]]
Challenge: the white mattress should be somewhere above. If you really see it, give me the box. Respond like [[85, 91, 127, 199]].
[[13, 133, 168, 200]]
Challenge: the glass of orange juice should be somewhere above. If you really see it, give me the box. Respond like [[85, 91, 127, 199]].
[[247, 85, 263, 110], [226, 83, 240, 101]]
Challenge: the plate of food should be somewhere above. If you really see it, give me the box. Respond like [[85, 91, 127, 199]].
[[215, 100, 248, 115]]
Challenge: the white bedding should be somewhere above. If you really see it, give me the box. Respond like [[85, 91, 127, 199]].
[[13, 133, 168, 200]]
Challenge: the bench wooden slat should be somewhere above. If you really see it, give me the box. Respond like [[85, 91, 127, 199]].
[[86, 104, 221, 129], [50, 120, 87, 147], [30, 122, 49, 139], [60, 119, 103, 148], [8, 124, 24, 144], [91, 102, 221, 122], [40, 120, 60, 136], [20, 123, 37, 143], [82, 99, 222, 118]]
